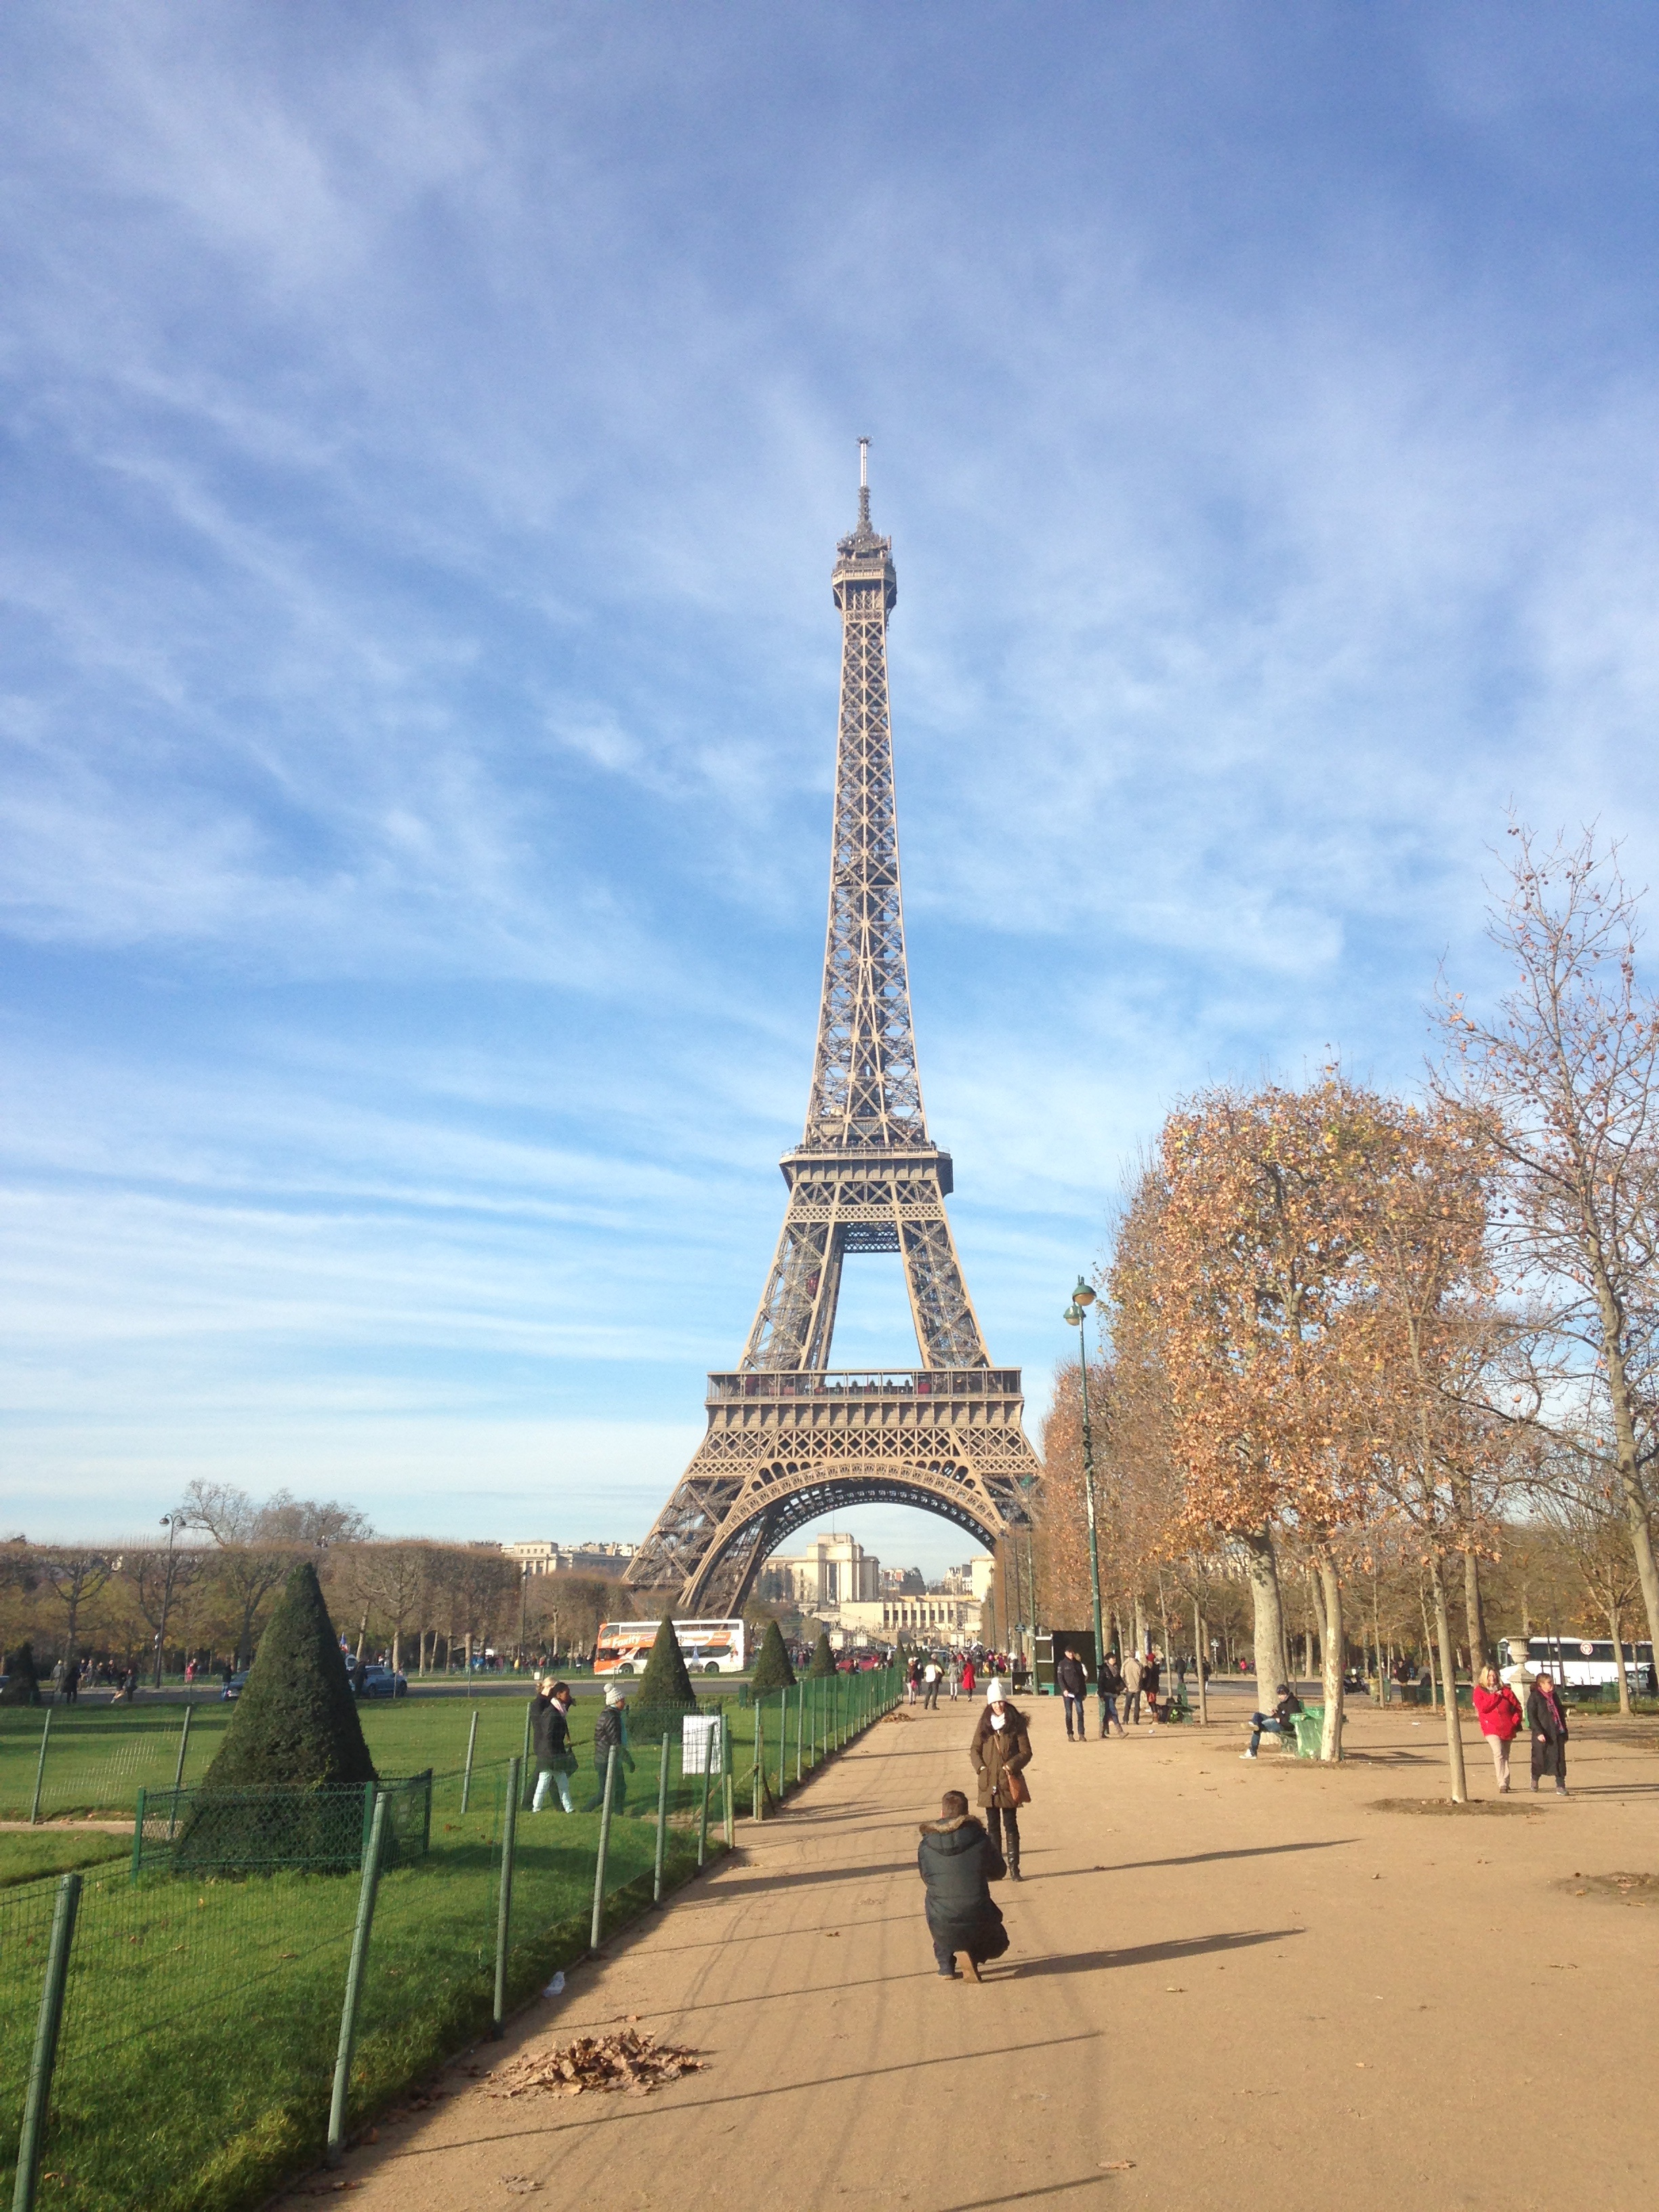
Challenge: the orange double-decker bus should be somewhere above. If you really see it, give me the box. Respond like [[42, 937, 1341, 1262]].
[[594, 1618, 746, 1677]]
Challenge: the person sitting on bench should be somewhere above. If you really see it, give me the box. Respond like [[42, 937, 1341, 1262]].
[[1242, 1683, 1303, 1759]]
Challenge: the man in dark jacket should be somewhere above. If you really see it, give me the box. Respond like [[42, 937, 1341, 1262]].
[[586, 1685, 636, 1812], [1056, 1647, 1089, 1740], [1242, 1684, 1303, 1758], [918, 1788, 1008, 1981]]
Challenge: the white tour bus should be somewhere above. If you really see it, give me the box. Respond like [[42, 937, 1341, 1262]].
[[594, 1618, 747, 1678], [1525, 1636, 1657, 1695]]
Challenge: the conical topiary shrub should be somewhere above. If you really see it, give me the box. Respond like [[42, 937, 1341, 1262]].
[[202, 1561, 377, 1790], [809, 1631, 837, 1679], [750, 1618, 796, 1693], [630, 1614, 699, 1745], [177, 1562, 378, 1872]]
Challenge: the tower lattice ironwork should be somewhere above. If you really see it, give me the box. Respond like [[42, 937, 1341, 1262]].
[[626, 448, 1040, 1614]]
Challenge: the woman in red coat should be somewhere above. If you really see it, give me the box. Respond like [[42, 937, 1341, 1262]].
[[1473, 1664, 1523, 1794]]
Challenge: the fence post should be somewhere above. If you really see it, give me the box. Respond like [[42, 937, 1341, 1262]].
[[752, 1699, 764, 1820], [28, 1706, 53, 1827], [491, 1756, 520, 2039], [697, 1721, 713, 1868], [722, 1710, 734, 1847], [460, 1707, 480, 1814], [588, 1744, 618, 1953], [520, 1697, 533, 1806], [172, 1702, 193, 1795], [325, 1792, 388, 2169], [796, 1681, 804, 1783], [777, 1689, 787, 1797], [12, 1870, 81, 2212], [652, 1731, 671, 1903], [130, 1789, 146, 1882]]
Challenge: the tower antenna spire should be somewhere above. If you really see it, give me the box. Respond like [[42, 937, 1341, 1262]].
[[857, 435, 871, 529]]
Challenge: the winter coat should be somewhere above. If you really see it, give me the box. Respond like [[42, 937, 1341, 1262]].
[[969, 1705, 1033, 1809], [1098, 1658, 1125, 1697], [531, 1695, 574, 1768], [593, 1704, 635, 1771], [1473, 1683, 1523, 1742], [1122, 1655, 1143, 1694], [1528, 1680, 1568, 1744], [1055, 1656, 1088, 1698], [917, 1814, 1009, 1961], [960, 1662, 976, 1695]]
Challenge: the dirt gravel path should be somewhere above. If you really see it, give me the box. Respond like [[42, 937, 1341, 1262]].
[[298, 1696, 1659, 2212]]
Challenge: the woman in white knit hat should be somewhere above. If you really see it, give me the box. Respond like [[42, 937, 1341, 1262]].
[[967, 1678, 1033, 1879]]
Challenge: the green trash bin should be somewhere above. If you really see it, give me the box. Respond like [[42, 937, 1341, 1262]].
[[1292, 1704, 1324, 1758]]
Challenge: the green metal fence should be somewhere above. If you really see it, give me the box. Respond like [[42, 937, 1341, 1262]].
[[1, 1667, 901, 2212], [131, 1771, 434, 1877]]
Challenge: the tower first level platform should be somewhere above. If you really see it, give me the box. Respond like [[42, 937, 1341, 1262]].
[[632, 1366, 1039, 1617]]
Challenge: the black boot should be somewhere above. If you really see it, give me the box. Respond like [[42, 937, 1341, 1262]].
[[1008, 1856, 1022, 1881]]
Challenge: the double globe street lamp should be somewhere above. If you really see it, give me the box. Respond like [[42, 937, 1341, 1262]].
[[1063, 1277, 1107, 1681]]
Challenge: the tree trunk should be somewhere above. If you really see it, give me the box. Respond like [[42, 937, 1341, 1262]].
[[1461, 1548, 1488, 1672], [1193, 1597, 1208, 1727], [354, 1610, 369, 1664], [1318, 1559, 1345, 1761], [1600, 1319, 1659, 1675], [1418, 1582, 1437, 1704], [1427, 1553, 1468, 1803], [1607, 1601, 1631, 1717], [1241, 1526, 1290, 1700]]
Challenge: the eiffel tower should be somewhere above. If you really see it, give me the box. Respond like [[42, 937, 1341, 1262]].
[[625, 445, 1040, 1614]]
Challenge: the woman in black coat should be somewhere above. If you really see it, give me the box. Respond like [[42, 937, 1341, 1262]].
[[918, 1788, 1008, 1981], [1527, 1673, 1570, 1795]]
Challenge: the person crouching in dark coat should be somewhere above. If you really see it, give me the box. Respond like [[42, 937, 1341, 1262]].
[[1528, 1673, 1570, 1795], [918, 1788, 1008, 1982]]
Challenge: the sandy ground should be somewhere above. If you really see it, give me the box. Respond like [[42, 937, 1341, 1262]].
[[291, 1695, 1659, 2212]]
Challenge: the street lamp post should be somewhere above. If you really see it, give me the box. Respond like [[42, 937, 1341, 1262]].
[[1063, 1277, 1107, 1676], [154, 1511, 182, 1690]]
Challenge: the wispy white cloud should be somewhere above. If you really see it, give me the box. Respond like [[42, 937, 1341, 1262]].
[[3, 2, 1658, 1565]]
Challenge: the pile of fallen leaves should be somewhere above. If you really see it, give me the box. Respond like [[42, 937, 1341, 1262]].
[[487, 2024, 706, 2100]]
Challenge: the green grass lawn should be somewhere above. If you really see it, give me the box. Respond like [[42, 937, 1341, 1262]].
[[0, 1681, 806, 1822], [0, 1671, 893, 2212], [0, 1795, 710, 2212], [0, 1830, 129, 1888]]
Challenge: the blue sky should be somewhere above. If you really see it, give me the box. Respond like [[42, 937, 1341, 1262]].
[[5, 3, 1659, 1570]]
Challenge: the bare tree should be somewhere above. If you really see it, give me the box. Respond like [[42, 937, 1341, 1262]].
[[1532, 1437, 1644, 1715], [1440, 824, 1659, 1675], [36, 1550, 115, 1664]]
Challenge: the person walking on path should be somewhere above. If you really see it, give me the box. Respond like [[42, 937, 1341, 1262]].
[[918, 1787, 1009, 1982], [1242, 1684, 1303, 1759], [923, 1658, 943, 1710], [1473, 1664, 1523, 1794], [1121, 1650, 1143, 1726], [1097, 1651, 1127, 1737], [961, 1656, 976, 1698], [586, 1685, 637, 1812], [968, 1678, 1033, 1881], [906, 1655, 921, 1706], [1056, 1647, 1089, 1741], [532, 1678, 577, 1811], [947, 1656, 962, 1701], [1528, 1671, 1570, 1795], [1141, 1648, 1163, 1728]]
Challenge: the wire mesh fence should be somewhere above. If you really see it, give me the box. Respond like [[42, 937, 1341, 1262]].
[[0, 1664, 900, 2212], [132, 1770, 434, 1876]]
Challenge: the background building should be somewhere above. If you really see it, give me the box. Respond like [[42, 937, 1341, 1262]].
[[757, 1532, 879, 1612], [502, 1540, 638, 1578]]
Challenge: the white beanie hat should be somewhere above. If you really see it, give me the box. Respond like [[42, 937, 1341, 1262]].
[[605, 1685, 624, 1706], [985, 1678, 1008, 1703]]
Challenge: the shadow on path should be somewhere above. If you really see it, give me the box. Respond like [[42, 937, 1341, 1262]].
[[1005, 1927, 1303, 1980]]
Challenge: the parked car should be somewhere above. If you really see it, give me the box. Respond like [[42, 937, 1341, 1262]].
[[221, 1671, 249, 1701], [354, 1666, 408, 1700]]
